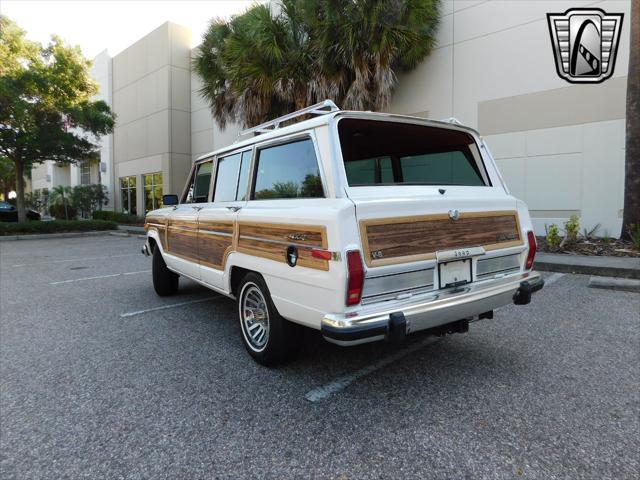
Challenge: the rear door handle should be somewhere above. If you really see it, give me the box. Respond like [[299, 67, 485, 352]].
[[226, 206, 242, 212], [191, 206, 203, 211]]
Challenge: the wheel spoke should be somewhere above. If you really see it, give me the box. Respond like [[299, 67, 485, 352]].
[[242, 284, 270, 350], [248, 322, 261, 332]]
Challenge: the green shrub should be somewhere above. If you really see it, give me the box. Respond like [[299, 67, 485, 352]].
[[627, 224, 640, 250], [92, 210, 144, 225], [546, 224, 561, 250], [564, 215, 580, 244], [49, 203, 78, 220], [0, 220, 118, 235]]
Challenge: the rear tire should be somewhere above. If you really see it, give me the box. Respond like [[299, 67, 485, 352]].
[[152, 247, 179, 296], [237, 272, 301, 366]]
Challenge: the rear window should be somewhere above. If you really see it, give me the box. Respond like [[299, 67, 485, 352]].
[[339, 119, 489, 187]]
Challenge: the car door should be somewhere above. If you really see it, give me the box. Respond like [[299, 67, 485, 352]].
[[198, 149, 252, 290], [164, 159, 213, 280]]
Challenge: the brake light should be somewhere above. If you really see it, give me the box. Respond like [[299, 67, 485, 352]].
[[525, 231, 537, 270], [346, 250, 364, 306]]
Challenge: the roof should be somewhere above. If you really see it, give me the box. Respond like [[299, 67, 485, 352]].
[[195, 110, 481, 163]]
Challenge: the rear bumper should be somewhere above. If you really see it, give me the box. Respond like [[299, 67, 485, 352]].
[[321, 271, 544, 346]]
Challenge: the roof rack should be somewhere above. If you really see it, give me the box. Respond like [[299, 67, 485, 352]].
[[441, 117, 464, 125], [237, 99, 340, 139]]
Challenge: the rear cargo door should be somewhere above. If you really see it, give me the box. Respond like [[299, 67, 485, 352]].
[[338, 118, 523, 273]]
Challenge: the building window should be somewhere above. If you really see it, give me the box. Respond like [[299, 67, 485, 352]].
[[80, 162, 91, 185], [143, 172, 163, 213], [120, 176, 137, 215]]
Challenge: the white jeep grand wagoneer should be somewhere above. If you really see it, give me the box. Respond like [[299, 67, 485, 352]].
[[143, 100, 544, 365]]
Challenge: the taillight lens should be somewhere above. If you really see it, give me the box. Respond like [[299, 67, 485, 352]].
[[525, 231, 536, 270], [346, 250, 364, 306]]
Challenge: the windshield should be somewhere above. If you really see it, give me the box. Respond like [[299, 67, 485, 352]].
[[338, 118, 490, 187]]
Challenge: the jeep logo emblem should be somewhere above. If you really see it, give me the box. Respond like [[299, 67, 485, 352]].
[[448, 209, 460, 221]]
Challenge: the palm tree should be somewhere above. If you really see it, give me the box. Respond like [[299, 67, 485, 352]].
[[621, 0, 639, 240], [193, 0, 440, 128], [50, 185, 72, 220]]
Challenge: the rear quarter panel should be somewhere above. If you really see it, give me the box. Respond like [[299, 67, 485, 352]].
[[229, 198, 357, 329]]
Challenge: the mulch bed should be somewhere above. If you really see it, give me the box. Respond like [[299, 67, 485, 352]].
[[536, 236, 640, 257]]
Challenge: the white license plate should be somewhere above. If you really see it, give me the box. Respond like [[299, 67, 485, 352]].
[[438, 259, 472, 289]]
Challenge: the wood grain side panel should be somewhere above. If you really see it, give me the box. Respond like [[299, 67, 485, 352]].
[[361, 211, 523, 267], [239, 223, 326, 249], [167, 219, 198, 261], [236, 222, 329, 271], [198, 220, 234, 269], [148, 227, 167, 250], [146, 216, 168, 250]]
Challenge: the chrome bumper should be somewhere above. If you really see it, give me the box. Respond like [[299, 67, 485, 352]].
[[321, 271, 544, 346]]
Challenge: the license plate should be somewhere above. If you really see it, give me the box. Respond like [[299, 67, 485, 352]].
[[438, 259, 472, 289]]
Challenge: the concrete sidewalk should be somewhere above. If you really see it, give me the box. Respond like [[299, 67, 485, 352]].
[[536, 252, 640, 279]]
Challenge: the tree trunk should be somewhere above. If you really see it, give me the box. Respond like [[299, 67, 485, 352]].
[[621, 0, 640, 240], [14, 159, 27, 223]]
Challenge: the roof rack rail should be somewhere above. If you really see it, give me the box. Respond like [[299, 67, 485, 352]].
[[441, 117, 464, 125], [237, 99, 340, 139]]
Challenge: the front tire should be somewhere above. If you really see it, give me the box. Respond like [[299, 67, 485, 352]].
[[152, 246, 179, 296], [237, 273, 300, 366]]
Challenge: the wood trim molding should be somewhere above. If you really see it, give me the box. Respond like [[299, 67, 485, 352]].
[[156, 218, 331, 272], [359, 210, 524, 268], [236, 221, 329, 271]]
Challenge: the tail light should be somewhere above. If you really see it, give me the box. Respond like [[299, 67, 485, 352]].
[[525, 231, 537, 270], [346, 250, 364, 306]]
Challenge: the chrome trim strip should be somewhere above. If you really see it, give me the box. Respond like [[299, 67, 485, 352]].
[[199, 230, 233, 237], [363, 268, 435, 299], [147, 222, 165, 228], [239, 234, 319, 250], [361, 285, 435, 305], [168, 226, 197, 233]]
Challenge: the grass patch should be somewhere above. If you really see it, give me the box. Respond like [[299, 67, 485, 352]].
[[92, 211, 144, 225], [0, 220, 118, 235]]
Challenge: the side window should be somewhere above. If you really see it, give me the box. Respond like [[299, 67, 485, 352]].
[[253, 138, 323, 200], [212, 150, 253, 203], [236, 151, 252, 201], [213, 153, 242, 203], [184, 161, 213, 203]]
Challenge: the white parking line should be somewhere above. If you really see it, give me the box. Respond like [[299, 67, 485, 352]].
[[50, 270, 150, 285], [544, 272, 565, 286], [14, 253, 140, 267], [305, 336, 441, 403], [120, 297, 219, 318]]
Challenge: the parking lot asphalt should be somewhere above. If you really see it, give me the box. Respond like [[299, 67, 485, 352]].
[[1, 236, 638, 479]]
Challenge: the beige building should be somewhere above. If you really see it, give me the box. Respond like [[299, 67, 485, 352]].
[[111, 22, 192, 215], [30, 0, 632, 236]]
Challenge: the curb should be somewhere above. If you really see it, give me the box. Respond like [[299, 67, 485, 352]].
[[535, 255, 640, 280], [0, 230, 120, 242], [588, 276, 640, 293]]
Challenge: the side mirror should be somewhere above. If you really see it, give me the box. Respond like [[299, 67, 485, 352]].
[[162, 194, 179, 206]]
